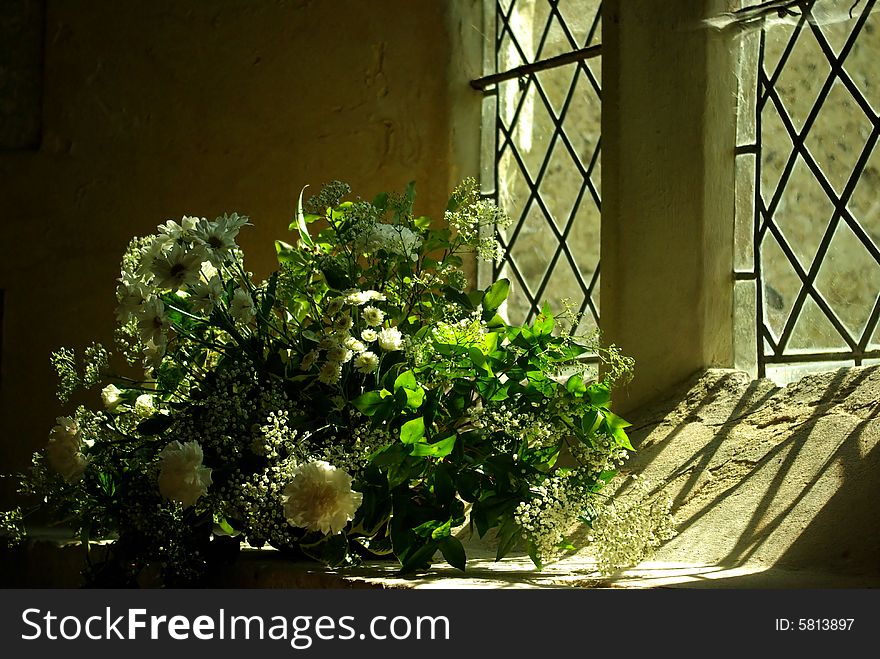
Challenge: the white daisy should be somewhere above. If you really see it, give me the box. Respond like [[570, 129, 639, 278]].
[[229, 288, 256, 324], [136, 297, 170, 346], [149, 243, 207, 291], [189, 276, 224, 315]]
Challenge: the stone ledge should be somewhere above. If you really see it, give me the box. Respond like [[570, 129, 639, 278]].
[[4, 366, 880, 589]]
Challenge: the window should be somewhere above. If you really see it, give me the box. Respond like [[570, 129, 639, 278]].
[[735, 0, 880, 382], [473, 0, 602, 337]]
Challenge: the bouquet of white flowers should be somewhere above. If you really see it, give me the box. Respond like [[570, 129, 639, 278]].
[[1, 179, 674, 586]]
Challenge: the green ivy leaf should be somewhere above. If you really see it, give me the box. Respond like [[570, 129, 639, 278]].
[[533, 303, 554, 335], [587, 382, 612, 407]]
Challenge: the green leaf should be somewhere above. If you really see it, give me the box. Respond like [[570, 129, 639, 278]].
[[533, 303, 554, 335], [566, 373, 587, 397], [404, 387, 425, 410], [400, 417, 426, 444], [495, 515, 522, 561], [291, 185, 315, 247], [432, 464, 456, 504], [400, 540, 439, 573], [605, 411, 634, 451], [410, 433, 456, 458], [394, 370, 418, 392], [587, 382, 611, 407], [481, 279, 510, 318], [136, 414, 173, 436], [439, 536, 466, 571], [275, 239, 296, 264], [351, 390, 390, 416], [580, 409, 601, 437]]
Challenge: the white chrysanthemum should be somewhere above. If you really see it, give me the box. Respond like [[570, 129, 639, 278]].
[[101, 384, 123, 410], [361, 329, 378, 343], [344, 290, 387, 306], [200, 260, 219, 281], [45, 416, 88, 482], [230, 288, 256, 324], [327, 345, 354, 364], [157, 440, 213, 508], [300, 350, 319, 371], [282, 461, 363, 535], [318, 360, 343, 385], [333, 313, 353, 333], [354, 351, 379, 374], [191, 217, 238, 264], [149, 243, 207, 291], [190, 276, 224, 315], [362, 306, 385, 327], [136, 297, 170, 346], [343, 336, 366, 354], [377, 326, 403, 351]]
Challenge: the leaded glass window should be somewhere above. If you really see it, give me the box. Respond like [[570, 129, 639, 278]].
[[474, 0, 602, 336], [735, 0, 880, 382]]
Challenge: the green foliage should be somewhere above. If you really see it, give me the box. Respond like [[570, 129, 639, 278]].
[[7, 179, 636, 587]]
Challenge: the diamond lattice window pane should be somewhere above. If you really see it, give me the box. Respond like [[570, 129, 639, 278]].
[[786, 294, 850, 353], [770, 23, 830, 133], [813, 221, 880, 341], [761, 228, 802, 343], [489, 1, 602, 333], [771, 156, 835, 270], [557, 0, 601, 48], [803, 79, 873, 196], [743, 0, 880, 374]]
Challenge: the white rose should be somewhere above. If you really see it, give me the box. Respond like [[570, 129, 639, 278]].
[[157, 440, 213, 508], [101, 384, 123, 410], [45, 417, 88, 482], [282, 461, 363, 535], [134, 393, 155, 418]]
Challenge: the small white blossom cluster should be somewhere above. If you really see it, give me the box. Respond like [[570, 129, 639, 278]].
[[468, 404, 563, 452], [432, 309, 488, 346], [220, 459, 299, 547], [514, 470, 593, 564], [318, 417, 392, 474], [444, 177, 512, 262], [252, 410, 303, 460], [588, 477, 678, 575], [355, 223, 423, 261], [571, 436, 630, 477]]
